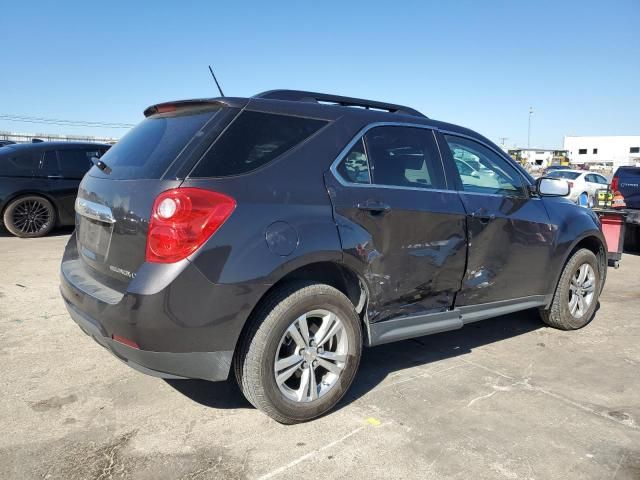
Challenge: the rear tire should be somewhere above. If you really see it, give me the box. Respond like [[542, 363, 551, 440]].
[[3, 195, 56, 238], [540, 248, 601, 330], [234, 281, 362, 424]]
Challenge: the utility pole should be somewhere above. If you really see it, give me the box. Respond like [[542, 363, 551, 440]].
[[499, 137, 508, 148], [527, 107, 534, 149]]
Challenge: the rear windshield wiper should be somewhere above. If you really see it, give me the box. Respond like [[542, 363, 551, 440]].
[[91, 156, 112, 175]]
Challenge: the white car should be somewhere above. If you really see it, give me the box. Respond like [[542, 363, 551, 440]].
[[545, 169, 609, 206]]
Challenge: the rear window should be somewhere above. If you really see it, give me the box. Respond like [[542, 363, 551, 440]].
[[548, 171, 581, 180], [90, 108, 218, 180], [617, 167, 640, 177], [58, 149, 97, 179], [190, 111, 327, 177]]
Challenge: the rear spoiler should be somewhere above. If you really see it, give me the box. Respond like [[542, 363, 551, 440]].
[[143, 98, 247, 117]]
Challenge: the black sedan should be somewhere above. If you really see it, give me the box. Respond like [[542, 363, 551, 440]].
[[0, 141, 110, 237]]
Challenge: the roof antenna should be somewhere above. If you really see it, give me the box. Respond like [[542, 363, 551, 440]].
[[208, 65, 225, 97]]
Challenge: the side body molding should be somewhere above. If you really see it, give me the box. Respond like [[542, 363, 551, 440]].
[[368, 295, 551, 346]]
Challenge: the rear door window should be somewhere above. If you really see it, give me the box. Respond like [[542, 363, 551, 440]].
[[91, 108, 219, 180], [363, 126, 445, 189], [58, 149, 93, 179], [190, 111, 327, 177], [595, 174, 608, 185], [336, 138, 371, 184], [548, 171, 581, 180], [39, 150, 59, 176]]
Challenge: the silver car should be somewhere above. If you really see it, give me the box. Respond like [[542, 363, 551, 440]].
[[546, 169, 609, 206]]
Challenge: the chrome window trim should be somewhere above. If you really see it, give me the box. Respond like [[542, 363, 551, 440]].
[[329, 121, 452, 192], [75, 198, 116, 224]]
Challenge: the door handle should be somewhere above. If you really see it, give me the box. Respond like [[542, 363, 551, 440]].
[[471, 210, 496, 223], [47, 175, 63, 179], [357, 201, 391, 215]]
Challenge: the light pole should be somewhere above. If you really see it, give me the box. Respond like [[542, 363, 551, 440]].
[[527, 107, 534, 149]]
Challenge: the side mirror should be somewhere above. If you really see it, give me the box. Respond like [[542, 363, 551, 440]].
[[537, 177, 570, 196]]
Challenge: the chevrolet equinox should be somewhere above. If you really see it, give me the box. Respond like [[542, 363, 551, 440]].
[[60, 90, 607, 423]]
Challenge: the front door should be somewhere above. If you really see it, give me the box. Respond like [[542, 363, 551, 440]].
[[326, 125, 468, 322], [438, 133, 556, 306]]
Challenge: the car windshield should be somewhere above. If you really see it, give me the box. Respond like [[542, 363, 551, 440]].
[[548, 171, 581, 180]]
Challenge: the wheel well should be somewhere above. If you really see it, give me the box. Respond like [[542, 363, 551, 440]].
[[568, 235, 607, 289], [572, 235, 604, 258], [268, 262, 366, 313], [234, 262, 369, 357]]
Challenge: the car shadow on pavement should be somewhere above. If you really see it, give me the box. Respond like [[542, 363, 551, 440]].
[[338, 308, 545, 409], [0, 225, 74, 238], [164, 308, 546, 412], [165, 376, 252, 409]]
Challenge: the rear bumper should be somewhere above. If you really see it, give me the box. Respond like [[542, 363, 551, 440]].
[[59, 235, 270, 382], [63, 295, 233, 381]]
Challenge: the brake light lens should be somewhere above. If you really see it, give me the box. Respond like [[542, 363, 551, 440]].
[[611, 176, 619, 193], [567, 181, 574, 190], [146, 188, 236, 263]]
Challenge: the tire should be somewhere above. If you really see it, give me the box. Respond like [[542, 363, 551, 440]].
[[3, 195, 56, 238], [234, 281, 362, 424], [540, 248, 601, 330], [624, 224, 640, 252]]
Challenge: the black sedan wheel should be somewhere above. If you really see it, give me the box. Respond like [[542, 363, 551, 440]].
[[3, 196, 56, 238]]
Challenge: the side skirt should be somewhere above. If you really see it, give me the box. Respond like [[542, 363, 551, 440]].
[[368, 295, 551, 346]]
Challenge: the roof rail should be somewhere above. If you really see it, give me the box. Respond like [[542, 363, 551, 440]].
[[254, 90, 426, 118]]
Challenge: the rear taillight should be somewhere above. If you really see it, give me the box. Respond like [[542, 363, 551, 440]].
[[146, 188, 236, 263], [568, 181, 574, 190], [611, 176, 619, 193]]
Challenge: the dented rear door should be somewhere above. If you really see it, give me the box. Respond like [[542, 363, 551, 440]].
[[326, 125, 468, 323]]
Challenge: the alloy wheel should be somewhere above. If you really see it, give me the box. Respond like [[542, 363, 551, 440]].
[[274, 309, 348, 403], [568, 263, 596, 318], [11, 199, 52, 235]]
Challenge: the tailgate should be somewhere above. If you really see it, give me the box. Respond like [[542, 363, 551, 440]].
[[75, 177, 182, 288]]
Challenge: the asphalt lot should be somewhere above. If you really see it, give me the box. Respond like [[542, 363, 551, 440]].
[[1, 229, 639, 480]]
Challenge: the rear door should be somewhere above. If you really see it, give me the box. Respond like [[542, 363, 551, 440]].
[[47, 148, 95, 221], [326, 124, 468, 322], [438, 132, 555, 306]]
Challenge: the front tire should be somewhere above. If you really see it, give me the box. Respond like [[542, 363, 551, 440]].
[[540, 248, 601, 330], [3, 195, 56, 238], [234, 282, 362, 424]]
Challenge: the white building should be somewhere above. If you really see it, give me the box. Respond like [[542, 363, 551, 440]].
[[507, 148, 565, 170], [564, 135, 640, 169]]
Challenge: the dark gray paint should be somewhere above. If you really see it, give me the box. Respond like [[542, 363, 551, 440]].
[[60, 91, 607, 382]]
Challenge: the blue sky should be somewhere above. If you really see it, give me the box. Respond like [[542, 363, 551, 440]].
[[1, 0, 638, 148]]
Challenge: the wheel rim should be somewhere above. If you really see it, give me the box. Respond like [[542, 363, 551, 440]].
[[568, 263, 596, 318], [274, 309, 348, 403], [11, 199, 51, 235]]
